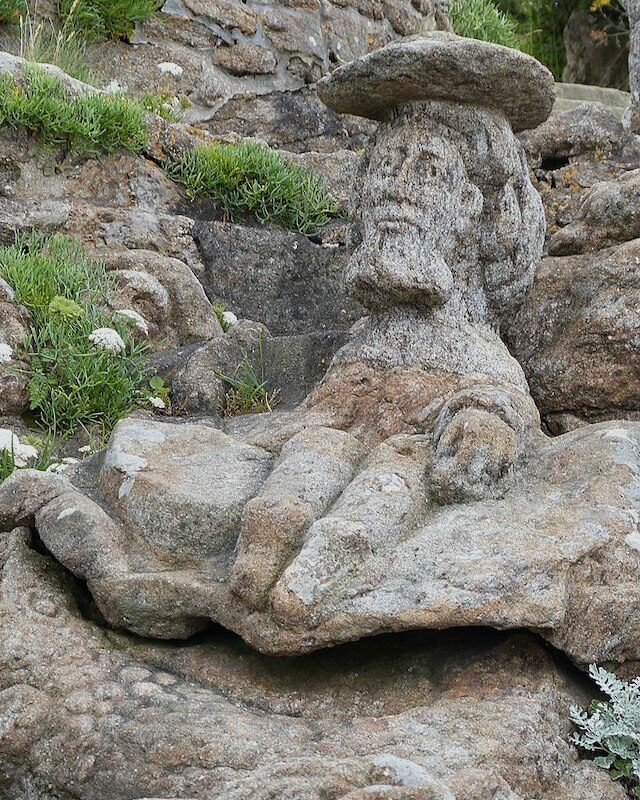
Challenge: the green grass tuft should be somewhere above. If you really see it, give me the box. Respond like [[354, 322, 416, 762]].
[[59, 0, 162, 42], [13, 12, 94, 82], [0, 65, 148, 153], [216, 345, 279, 417], [164, 141, 340, 236], [0, 232, 149, 437]]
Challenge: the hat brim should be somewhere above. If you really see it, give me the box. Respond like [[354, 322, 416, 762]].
[[317, 33, 556, 133]]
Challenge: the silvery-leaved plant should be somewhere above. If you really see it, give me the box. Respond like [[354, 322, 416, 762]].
[[570, 664, 640, 795]]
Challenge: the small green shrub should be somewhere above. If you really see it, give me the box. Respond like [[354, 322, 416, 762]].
[[449, 0, 521, 49], [0, 0, 25, 25], [0, 233, 149, 437], [164, 141, 339, 236], [59, 0, 162, 42], [216, 348, 279, 417], [0, 66, 148, 153], [571, 665, 640, 797]]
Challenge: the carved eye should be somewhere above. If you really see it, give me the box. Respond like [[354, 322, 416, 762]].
[[372, 145, 409, 176]]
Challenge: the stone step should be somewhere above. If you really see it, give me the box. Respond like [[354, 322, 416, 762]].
[[553, 81, 632, 120]]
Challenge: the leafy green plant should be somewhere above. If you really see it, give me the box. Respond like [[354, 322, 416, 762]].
[[0, 65, 148, 154], [215, 346, 279, 417], [59, 0, 162, 42], [0, 0, 25, 25], [212, 302, 230, 332], [164, 141, 339, 236], [0, 233, 149, 437], [571, 665, 640, 797], [144, 374, 171, 413], [449, 0, 521, 49]]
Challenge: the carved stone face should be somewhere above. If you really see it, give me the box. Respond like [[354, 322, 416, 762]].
[[347, 100, 544, 321]]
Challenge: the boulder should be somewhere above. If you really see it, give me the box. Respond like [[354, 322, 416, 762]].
[[5, 415, 640, 670], [0, 527, 626, 799], [508, 239, 640, 423], [104, 249, 222, 349]]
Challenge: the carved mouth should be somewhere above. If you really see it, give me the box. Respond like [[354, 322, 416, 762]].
[[373, 219, 422, 236]]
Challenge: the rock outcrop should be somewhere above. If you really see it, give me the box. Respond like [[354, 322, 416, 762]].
[[12, 34, 639, 668], [0, 528, 626, 800]]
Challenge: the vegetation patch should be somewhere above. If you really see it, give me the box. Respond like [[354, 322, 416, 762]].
[[571, 665, 640, 798], [59, 0, 162, 42], [164, 140, 339, 236], [13, 13, 93, 82], [0, 0, 25, 25], [216, 347, 279, 417], [0, 66, 148, 153], [0, 233, 149, 438], [449, 0, 520, 49]]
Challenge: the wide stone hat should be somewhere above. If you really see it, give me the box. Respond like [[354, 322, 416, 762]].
[[317, 31, 556, 133]]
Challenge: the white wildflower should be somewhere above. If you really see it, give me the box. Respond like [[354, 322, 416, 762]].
[[78, 445, 92, 454], [104, 79, 128, 94], [0, 342, 13, 364], [88, 327, 126, 354], [148, 396, 166, 409], [222, 311, 238, 328], [158, 61, 183, 76], [0, 429, 38, 467], [114, 309, 149, 336]]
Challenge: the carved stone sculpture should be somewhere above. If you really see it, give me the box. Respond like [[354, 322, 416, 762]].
[[9, 36, 640, 668]]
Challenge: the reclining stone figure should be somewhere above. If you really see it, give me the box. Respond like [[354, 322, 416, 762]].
[[7, 35, 636, 663]]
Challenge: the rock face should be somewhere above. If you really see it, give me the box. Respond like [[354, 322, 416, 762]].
[[192, 219, 362, 335], [0, 528, 627, 800], [77, 0, 450, 152], [4, 25, 640, 799], [511, 104, 640, 430]]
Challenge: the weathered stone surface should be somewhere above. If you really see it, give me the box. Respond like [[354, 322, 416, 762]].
[[192, 219, 362, 335], [548, 167, 640, 255], [180, 0, 259, 35], [75, 0, 446, 153], [563, 9, 629, 91], [172, 322, 348, 415], [104, 248, 222, 349], [508, 239, 640, 423], [317, 32, 555, 132], [553, 82, 632, 121], [0, 529, 625, 798], [6, 416, 640, 667], [521, 103, 640, 165], [198, 86, 376, 152], [211, 43, 277, 76], [520, 103, 640, 239]]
